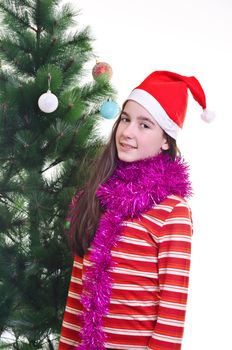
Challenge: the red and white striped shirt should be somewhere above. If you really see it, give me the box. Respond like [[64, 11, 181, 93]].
[[59, 194, 192, 349]]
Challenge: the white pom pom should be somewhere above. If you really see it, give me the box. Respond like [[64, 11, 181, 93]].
[[201, 108, 215, 123]]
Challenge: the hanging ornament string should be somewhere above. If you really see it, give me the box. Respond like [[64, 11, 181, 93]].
[[92, 60, 120, 119], [48, 73, 51, 90], [38, 73, 59, 113]]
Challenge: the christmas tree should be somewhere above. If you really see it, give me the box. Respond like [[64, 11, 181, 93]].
[[0, 0, 116, 348]]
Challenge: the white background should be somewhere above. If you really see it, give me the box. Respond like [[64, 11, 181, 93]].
[[67, 1, 232, 349]]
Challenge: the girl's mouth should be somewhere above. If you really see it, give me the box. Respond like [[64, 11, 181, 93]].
[[120, 142, 137, 150]]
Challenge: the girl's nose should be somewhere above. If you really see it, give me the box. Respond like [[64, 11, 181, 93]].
[[121, 122, 136, 139]]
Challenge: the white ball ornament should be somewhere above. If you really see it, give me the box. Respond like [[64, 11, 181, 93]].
[[38, 89, 58, 113]]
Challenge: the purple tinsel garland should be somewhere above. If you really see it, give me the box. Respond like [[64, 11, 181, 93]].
[[76, 153, 192, 350]]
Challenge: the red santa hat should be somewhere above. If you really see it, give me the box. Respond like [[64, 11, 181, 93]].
[[127, 70, 215, 140]]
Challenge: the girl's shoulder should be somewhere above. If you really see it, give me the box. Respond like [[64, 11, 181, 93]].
[[139, 195, 192, 238], [148, 194, 191, 219], [160, 194, 192, 223], [160, 194, 190, 207]]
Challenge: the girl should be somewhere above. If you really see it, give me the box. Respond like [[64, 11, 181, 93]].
[[58, 71, 213, 350]]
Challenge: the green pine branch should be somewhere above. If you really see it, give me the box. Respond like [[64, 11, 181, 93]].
[[0, 0, 117, 347], [0, 1, 36, 32]]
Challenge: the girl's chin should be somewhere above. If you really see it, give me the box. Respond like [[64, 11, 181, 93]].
[[117, 151, 140, 162]]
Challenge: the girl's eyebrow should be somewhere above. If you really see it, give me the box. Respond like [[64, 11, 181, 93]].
[[121, 111, 155, 125], [137, 116, 155, 125], [120, 111, 129, 116]]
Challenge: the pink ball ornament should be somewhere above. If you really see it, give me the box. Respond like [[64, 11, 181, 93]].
[[92, 61, 113, 82]]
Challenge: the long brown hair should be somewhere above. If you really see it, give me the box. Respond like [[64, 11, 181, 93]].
[[69, 105, 180, 257]]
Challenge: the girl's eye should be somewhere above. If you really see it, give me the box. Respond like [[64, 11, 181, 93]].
[[120, 116, 129, 123], [140, 123, 149, 129]]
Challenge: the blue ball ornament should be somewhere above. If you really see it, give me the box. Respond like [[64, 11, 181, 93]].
[[100, 100, 120, 119]]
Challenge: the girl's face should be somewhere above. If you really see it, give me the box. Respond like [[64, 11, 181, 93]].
[[115, 100, 169, 162]]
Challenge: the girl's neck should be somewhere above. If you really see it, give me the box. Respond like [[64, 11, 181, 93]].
[[97, 152, 192, 217]]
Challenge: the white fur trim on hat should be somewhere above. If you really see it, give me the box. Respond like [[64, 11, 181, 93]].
[[127, 89, 180, 139]]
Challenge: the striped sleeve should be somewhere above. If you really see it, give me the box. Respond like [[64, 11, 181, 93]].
[[147, 200, 192, 350], [58, 256, 83, 349]]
